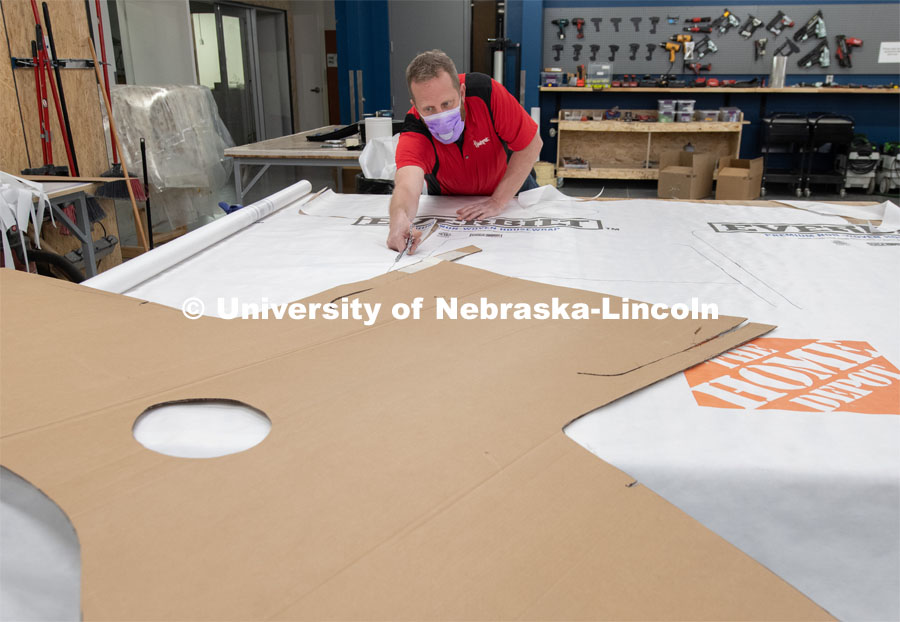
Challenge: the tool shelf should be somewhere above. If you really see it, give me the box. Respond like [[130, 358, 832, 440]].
[[554, 108, 747, 182]]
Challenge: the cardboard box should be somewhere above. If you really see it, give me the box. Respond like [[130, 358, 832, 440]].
[[0, 262, 832, 620], [716, 156, 764, 200], [657, 151, 716, 199]]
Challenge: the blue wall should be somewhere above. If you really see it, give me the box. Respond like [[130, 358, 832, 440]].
[[335, 0, 392, 124]]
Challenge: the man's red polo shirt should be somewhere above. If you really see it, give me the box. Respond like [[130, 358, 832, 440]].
[[395, 73, 538, 195]]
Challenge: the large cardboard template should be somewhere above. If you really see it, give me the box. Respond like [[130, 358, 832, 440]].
[[0, 261, 831, 620]]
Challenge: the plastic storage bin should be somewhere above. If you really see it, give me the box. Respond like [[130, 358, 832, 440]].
[[718, 107, 741, 122]]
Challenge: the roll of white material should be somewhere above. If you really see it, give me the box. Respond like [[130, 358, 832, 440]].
[[83, 179, 312, 294], [364, 117, 392, 141]]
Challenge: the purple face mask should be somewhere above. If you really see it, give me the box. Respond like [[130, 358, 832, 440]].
[[421, 103, 465, 144]]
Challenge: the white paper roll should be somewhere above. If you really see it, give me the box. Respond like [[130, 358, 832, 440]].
[[493, 50, 504, 84], [364, 117, 393, 141], [83, 180, 312, 294]]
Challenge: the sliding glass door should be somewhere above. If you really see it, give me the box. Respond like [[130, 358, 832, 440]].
[[190, 1, 291, 145]]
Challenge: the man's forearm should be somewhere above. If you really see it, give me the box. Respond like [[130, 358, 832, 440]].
[[389, 183, 420, 224], [490, 135, 543, 205]]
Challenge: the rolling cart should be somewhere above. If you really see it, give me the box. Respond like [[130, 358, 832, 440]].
[[760, 113, 810, 198], [802, 114, 855, 197]]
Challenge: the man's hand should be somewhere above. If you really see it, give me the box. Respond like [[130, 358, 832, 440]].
[[456, 197, 505, 221], [388, 165, 426, 253], [386, 215, 423, 254]]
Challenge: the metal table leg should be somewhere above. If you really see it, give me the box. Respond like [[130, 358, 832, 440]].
[[74, 195, 97, 277], [243, 164, 270, 198], [234, 160, 243, 203], [48, 191, 97, 278]]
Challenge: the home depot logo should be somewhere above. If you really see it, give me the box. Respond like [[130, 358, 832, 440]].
[[684, 338, 900, 414]]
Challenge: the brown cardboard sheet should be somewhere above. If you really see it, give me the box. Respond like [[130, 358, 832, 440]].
[[0, 262, 832, 620]]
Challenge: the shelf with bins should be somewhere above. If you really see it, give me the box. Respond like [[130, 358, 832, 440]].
[[554, 109, 748, 181], [538, 86, 900, 94]]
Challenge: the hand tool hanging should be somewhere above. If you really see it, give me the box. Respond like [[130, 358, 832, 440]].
[[36, 35, 55, 170], [31, 41, 50, 168], [739, 15, 763, 39], [22, 39, 64, 176], [572, 18, 585, 39], [87, 38, 149, 251], [797, 39, 830, 68], [551, 18, 568, 39], [572, 44, 582, 61], [793, 11, 826, 43], [835, 35, 863, 68], [94, 0, 115, 169], [755, 38, 768, 61], [32, 0, 74, 173], [41, 1, 79, 176], [628, 43, 640, 61], [22, 0, 72, 176], [766, 11, 795, 37], [140, 138, 154, 250]]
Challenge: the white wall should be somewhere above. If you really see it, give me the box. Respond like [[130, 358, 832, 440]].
[[291, 0, 330, 130], [388, 0, 470, 113], [117, 0, 198, 85]]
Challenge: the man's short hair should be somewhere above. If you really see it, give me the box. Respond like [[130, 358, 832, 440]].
[[406, 50, 460, 95]]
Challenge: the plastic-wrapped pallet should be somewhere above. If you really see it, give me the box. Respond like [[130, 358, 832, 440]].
[[107, 85, 235, 228]]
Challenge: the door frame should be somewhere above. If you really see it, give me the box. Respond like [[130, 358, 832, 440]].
[[189, 0, 295, 142]]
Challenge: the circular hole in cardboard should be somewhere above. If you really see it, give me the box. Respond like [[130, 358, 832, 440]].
[[133, 399, 271, 458]]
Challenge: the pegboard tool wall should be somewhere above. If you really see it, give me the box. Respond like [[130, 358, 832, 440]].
[[541, 4, 900, 76]]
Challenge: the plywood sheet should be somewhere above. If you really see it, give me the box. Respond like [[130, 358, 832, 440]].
[[2, 0, 122, 269]]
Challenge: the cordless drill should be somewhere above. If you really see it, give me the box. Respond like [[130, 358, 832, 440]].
[[572, 18, 585, 39], [551, 18, 569, 40], [686, 62, 711, 76]]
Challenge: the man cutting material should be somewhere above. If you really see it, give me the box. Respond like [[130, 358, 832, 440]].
[[386, 50, 543, 253]]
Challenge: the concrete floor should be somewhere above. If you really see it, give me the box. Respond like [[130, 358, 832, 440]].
[[557, 178, 900, 202]]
